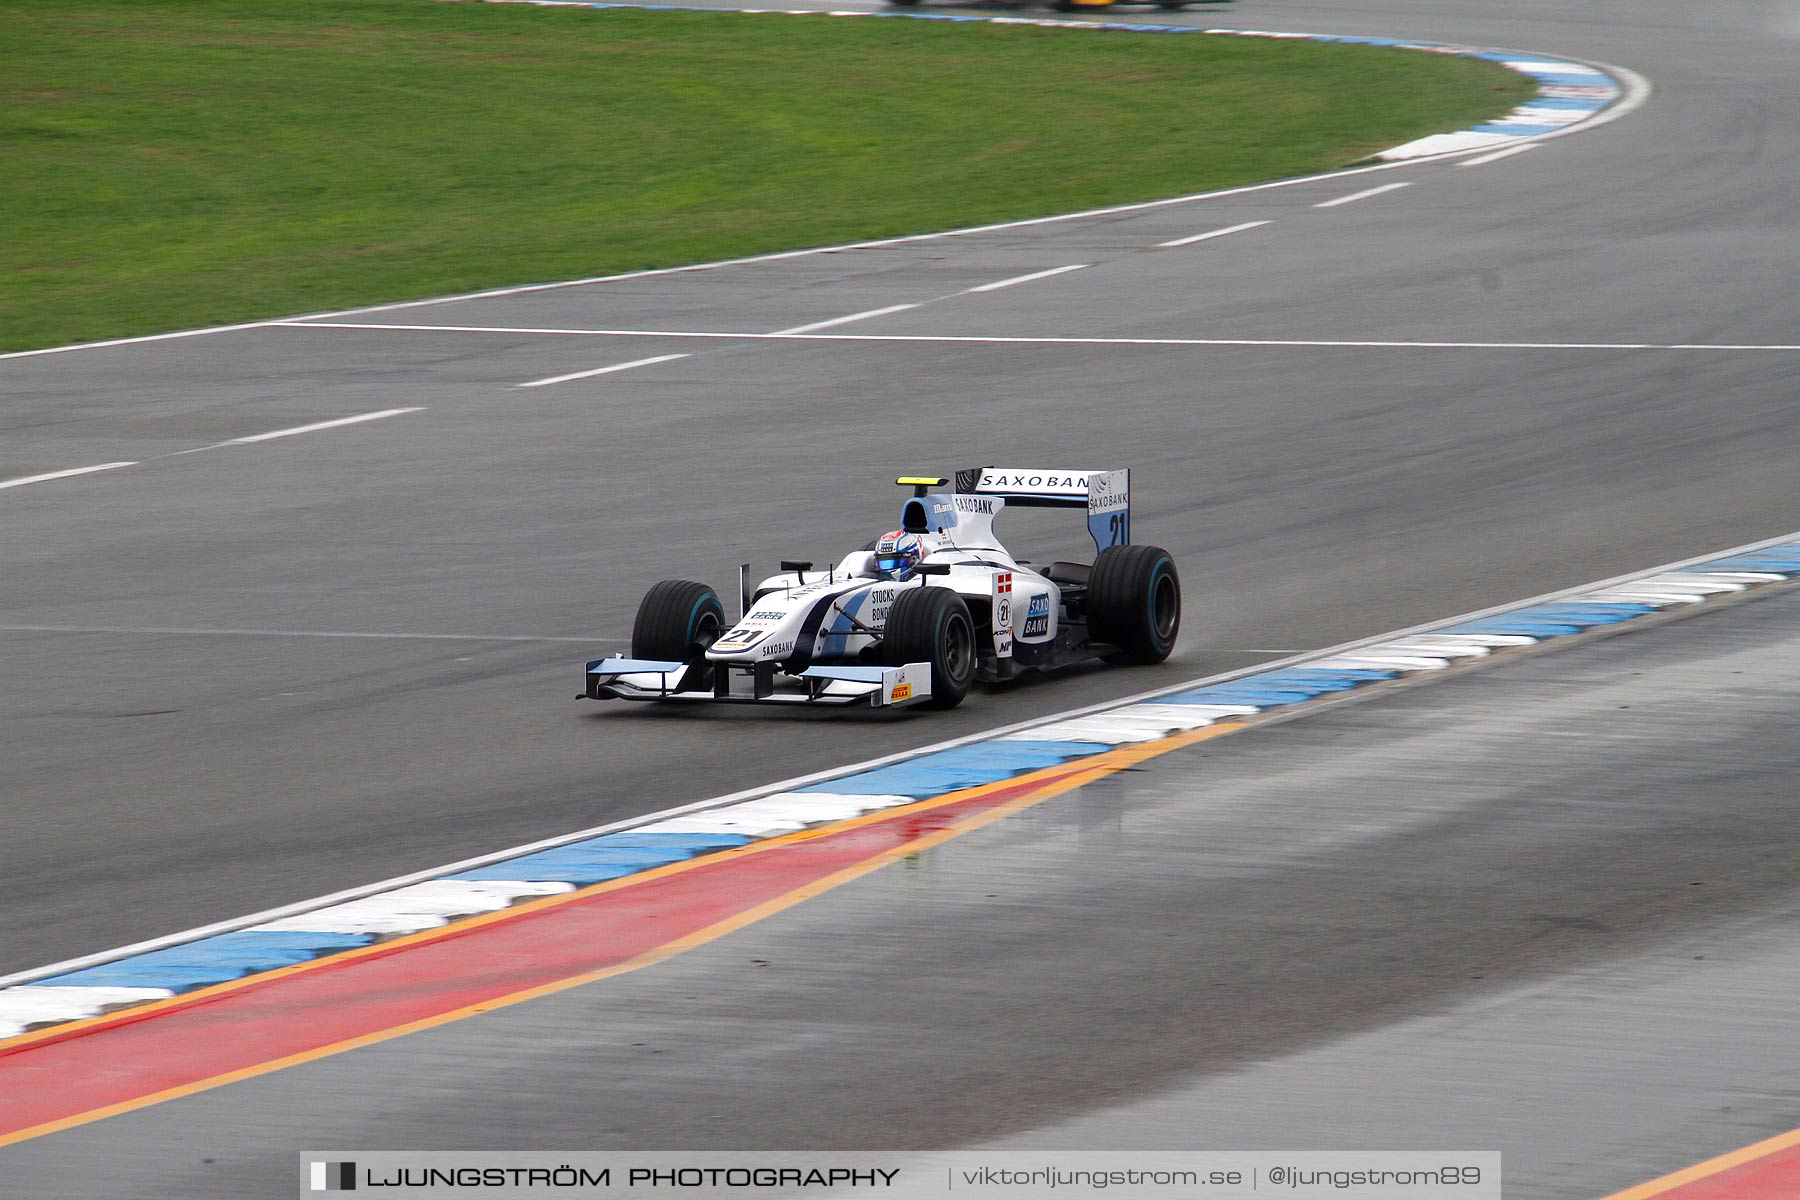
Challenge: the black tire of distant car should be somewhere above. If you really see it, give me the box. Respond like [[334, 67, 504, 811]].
[[1088, 544, 1181, 664], [632, 580, 726, 666], [883, 587, 977, 709]]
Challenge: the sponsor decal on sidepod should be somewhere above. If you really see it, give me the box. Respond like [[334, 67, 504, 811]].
[[1023, 593, 1051, 638]]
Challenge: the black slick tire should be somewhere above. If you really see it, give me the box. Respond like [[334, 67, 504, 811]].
[[1087, 544, 1181, 664], [882, 587, 976, 709], [632, 580, 725, 663]]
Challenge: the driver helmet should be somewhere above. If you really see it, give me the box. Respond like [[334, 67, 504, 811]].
[[874, 530, 925, 581]]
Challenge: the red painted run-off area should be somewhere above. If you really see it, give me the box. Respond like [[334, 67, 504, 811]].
[[1638, 1145, 1800, 1200], [0, 779, 1039, 1141]]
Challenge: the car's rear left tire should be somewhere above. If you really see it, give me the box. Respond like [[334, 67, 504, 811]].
[[1088, 544, 1181, 664], [883, 587, 976, 709]]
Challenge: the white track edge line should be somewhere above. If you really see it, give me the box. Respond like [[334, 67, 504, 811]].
[[273, 324, 1800, 352], [3, 517, 1789, 990]]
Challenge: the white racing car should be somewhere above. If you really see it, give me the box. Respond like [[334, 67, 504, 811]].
[[583, 467, 1180, 711]]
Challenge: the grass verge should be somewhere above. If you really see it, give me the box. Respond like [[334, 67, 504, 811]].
[[1, 0, 1531, 351]]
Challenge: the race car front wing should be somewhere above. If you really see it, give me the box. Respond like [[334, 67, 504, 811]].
[[583, 657, 932, 708]]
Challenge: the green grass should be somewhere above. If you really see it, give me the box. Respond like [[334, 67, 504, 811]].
[[0, 0, 1529, 351]]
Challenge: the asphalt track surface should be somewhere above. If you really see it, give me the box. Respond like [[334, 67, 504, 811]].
[[1, 0, 1798, 1189], [14, 564, 1800, 1197], [6, 0, 1797, 975]]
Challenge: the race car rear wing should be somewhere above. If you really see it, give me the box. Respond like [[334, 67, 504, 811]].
[[953, 465, 1131, 554]]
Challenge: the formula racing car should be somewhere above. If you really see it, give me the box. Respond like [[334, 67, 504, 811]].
[[583, 467, 1180, 711]]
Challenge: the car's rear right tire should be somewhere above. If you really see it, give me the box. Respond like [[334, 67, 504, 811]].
[[1088, 544, 1181, 664], [882, 587, 976, 709]]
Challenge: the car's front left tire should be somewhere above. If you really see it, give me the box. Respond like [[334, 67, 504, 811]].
[[632, 580, 725, 664]]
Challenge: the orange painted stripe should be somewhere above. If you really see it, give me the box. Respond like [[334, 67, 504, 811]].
[[1601, 1128, 1800, 1200]]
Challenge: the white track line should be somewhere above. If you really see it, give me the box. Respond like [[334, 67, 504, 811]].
[[1459, 143, 1539, 167], [275, 323, 1800, 353], [515, 353, 689, 389], [1158, 220, 1272, 248], [0, 624, 620, 643], [1314, 181, 1413, 208], [770, 304, 919, 336], [0, 462, 137, 491], [8, 518, 1794, 990], [786, 335, 1799, 352], [227, 407, 423, 444], [965, 264, 1089, 293]]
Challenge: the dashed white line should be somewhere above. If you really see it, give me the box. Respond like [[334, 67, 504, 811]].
[[227, 407, 423, 444], [1314, 181, 1413, 208], [5, 411, 426, 494], [965, 264, 1089, 293], [1158, 220, 1272, 248], [0, 462, 138, 491], [1458, 143, 1539, 167], [769, 304, 919, 337], [515, 353, 689, 389]]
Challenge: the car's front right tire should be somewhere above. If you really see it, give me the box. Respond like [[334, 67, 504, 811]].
[[882, 587, 976, 709]]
